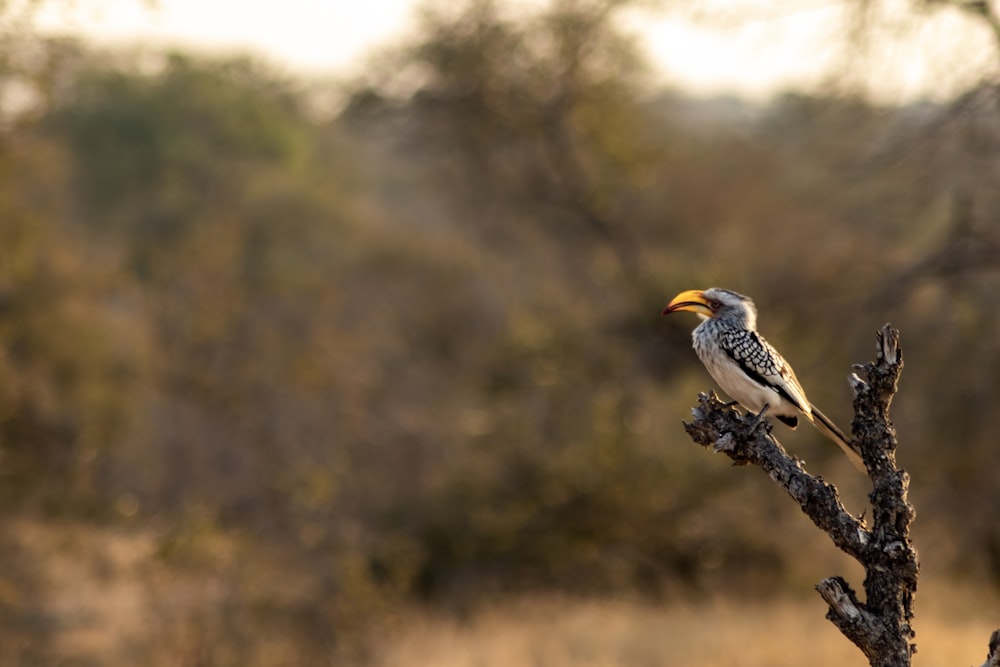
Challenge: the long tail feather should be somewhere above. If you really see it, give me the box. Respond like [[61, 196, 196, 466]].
[[808, 404, 865, 472]]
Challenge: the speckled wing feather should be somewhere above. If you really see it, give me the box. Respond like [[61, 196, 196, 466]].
[[715, 328, 811, 415]]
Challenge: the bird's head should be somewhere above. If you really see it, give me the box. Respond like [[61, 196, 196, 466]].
[[661, 287, 757, 328]]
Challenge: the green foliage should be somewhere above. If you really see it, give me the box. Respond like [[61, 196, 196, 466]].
[[0, 134, 146, 512], [47, 53, 308, 247]]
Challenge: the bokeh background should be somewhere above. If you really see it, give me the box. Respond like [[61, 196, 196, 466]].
[[2, 0, 1000, 664]]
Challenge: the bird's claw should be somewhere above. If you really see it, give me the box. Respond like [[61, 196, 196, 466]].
[[748, 404, 771, 435]]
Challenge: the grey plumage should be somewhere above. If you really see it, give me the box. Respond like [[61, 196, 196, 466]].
[[664, 287, 864, 471]]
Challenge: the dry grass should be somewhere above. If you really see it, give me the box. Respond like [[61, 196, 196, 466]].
[[7, 518, 999, 666], [372, 584, 1000, 667]]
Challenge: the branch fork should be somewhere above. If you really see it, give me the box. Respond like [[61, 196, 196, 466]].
[[680, 324, 998, 666]]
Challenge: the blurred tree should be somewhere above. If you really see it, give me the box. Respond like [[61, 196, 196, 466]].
[[336, 0, 859, 603], [45, 52, 361, 524], [830, 0, 1000, 579], [47, 53, 306, 243], [0, 131, 145, 511], [348, 0, 665, 295]]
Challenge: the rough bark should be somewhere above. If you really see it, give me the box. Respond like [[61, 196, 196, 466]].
[[981, 630, 1000, 667], [681, 324, 997, 666]]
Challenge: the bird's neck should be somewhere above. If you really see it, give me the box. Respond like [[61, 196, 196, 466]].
[[700, 312, 756, 332]]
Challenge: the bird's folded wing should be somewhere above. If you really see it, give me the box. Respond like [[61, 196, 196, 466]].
[[718, 329, 811, 414]]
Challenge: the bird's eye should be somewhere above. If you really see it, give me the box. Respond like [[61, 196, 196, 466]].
[[708, 299, 722, 311]]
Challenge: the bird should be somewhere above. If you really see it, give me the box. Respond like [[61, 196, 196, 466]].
[[662, 287, 864, 471]]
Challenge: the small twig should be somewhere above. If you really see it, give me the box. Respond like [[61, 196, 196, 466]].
[[816, 576, 884, 663]]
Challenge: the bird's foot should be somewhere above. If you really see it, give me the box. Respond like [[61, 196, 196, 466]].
[[748, 404, 771, 435], [721, 399, 740, 409]]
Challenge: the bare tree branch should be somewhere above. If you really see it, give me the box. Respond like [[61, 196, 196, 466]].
[[981, 630, 1000, 667], [683, 394, 870, 560], [678, 324, 992, 667]]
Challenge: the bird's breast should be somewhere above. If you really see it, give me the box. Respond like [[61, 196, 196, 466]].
[[692, 325, 800, 418]]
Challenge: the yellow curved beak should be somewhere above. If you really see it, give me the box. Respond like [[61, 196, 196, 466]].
[[661, 289, 712, 317]]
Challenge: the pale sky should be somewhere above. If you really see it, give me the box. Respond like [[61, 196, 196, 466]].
[[33, 0, 998, 102]]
